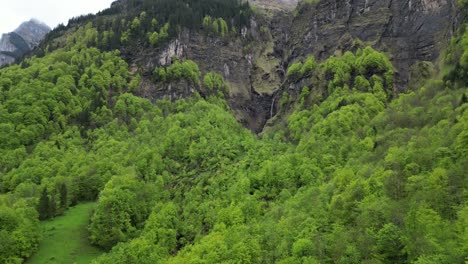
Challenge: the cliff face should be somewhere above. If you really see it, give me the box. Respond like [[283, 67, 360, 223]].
[[249, 0, 299, 10], [288, 0, 459, 89], [131, 30, 278, 132], [0, 19, 50, 67], [14, 19, 51, 48], [0, 34, 20, 66], [138, 0, 457, 131], [33, 0, 460, 131], [130, 0, 459, 131]]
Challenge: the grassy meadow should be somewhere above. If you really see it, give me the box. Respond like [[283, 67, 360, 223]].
[[27, 203, 103, 264]]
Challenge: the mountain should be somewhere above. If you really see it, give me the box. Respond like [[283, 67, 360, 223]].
[[0, 0, 467, 263], [38, 0, 461, 132], [0, 19, 50, 66], [2, 0, 460, 130]]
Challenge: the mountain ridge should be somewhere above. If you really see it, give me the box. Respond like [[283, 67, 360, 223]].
[[0, 19, 50, 67]]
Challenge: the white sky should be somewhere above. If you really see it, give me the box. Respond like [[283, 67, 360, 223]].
[[0, 0, 115, 35]]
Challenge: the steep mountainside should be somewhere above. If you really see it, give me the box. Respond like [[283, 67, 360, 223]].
[[39, 0, 460, 132], [288, 0, 460, 89], [0, 19, 50, 67], [151, 0, 459, 131], [0, 1, 467, 263]]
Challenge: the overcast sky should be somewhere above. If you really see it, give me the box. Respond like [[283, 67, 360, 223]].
[[0, 0, 115, 35]]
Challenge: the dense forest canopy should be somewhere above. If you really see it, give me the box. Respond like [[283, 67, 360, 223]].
[[41, 0, 251, 53], [0, 0, 467, 263]]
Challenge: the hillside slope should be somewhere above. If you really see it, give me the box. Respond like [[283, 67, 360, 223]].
[[0, 0, 467, 263]]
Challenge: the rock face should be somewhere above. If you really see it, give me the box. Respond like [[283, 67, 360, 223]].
[[249, 0, 299, 10], [131, 29, 277, 132], [94, 0, 461, 132], [126, 0, 459, 131], [0, 19, 50, 67], [288, 0, 459, 89], [14, 19, 51, 48]]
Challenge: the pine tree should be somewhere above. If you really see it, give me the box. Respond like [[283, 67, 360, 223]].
[[37, 188, 50, 220], [49, 195, 57, 218], [59, 183, 68, 209], [461, 93, 467, 105]]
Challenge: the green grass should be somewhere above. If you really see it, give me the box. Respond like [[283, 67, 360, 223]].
[[27, 202, 104, 264]]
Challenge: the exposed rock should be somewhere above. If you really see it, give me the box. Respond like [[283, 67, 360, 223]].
[[288, 0, 459, 89], [249, 0, 299, 10], [0, 19, 50, 67], [0, 34, 18, 52], [159, 39, 186, 66], [0, 34, 19, 65], [132, 26, 280, 132], [139, 78, 196, 102], [122, 0, 460, 132], [14, 19, 51, 48], [224, 63, 230, 77]]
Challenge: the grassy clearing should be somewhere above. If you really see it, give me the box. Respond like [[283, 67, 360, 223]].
[[27, 202, 103, 264]]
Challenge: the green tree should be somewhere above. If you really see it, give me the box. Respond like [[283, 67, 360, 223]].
[[287, 61, 303, 80], [37, 188, 51, 220], [59, 183, 68, 209]]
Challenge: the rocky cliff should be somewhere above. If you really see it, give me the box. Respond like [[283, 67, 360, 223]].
[[30, 0, 461, 132], [129, 0, 459, 131], [250, 0, 299, 10], [0, 19, 50, 67], [287, 0, 460, 90]]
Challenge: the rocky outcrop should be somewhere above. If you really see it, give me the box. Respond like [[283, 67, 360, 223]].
[[132, 29, 276, 132], [0, 19, 50, 67], [249, 0, 299, 10], [0, 34, 22, 66], [14, 19, 51, 48], [288, 0, 459, 89], [115, 0, 460, 132], [159, 40, 186, 66]]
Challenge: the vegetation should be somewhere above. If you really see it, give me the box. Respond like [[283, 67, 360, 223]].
[[203, 16, 230, 37], [153, 59, 201, 84], [444, 24, 468, 87], [287, 55, 318, 80], [147, 23, 170, 47], [459, 0, 468, 10], [203, 72, 228, 96], [0, 203, 40, 263], [42, 0, 252, 52], [0, 3, 467, 264], [27, 203, 103, 264]]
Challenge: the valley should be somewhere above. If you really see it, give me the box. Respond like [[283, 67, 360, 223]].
[[0, 0, 467, 263]]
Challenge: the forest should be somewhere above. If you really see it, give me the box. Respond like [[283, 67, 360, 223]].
[[0, 0, 467, 263], [41, 0, 251, 53]]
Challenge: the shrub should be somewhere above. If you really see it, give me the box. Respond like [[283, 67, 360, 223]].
[[203, 72, 227, 95], [287, 62, 303, 80]]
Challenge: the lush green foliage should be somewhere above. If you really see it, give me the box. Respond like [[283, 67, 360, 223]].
[[287, 55, 317, 80], [0, 202, 40, 263], [154, 60, 201, 84], [202, 72, 228, 96], [44, 0, 252, 52], [147, 23, 170, 47], [444, 24, 468, 86], [1, 16, 467, 264], [202, 16, 229, 37], [0, 45, 137, 262]]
